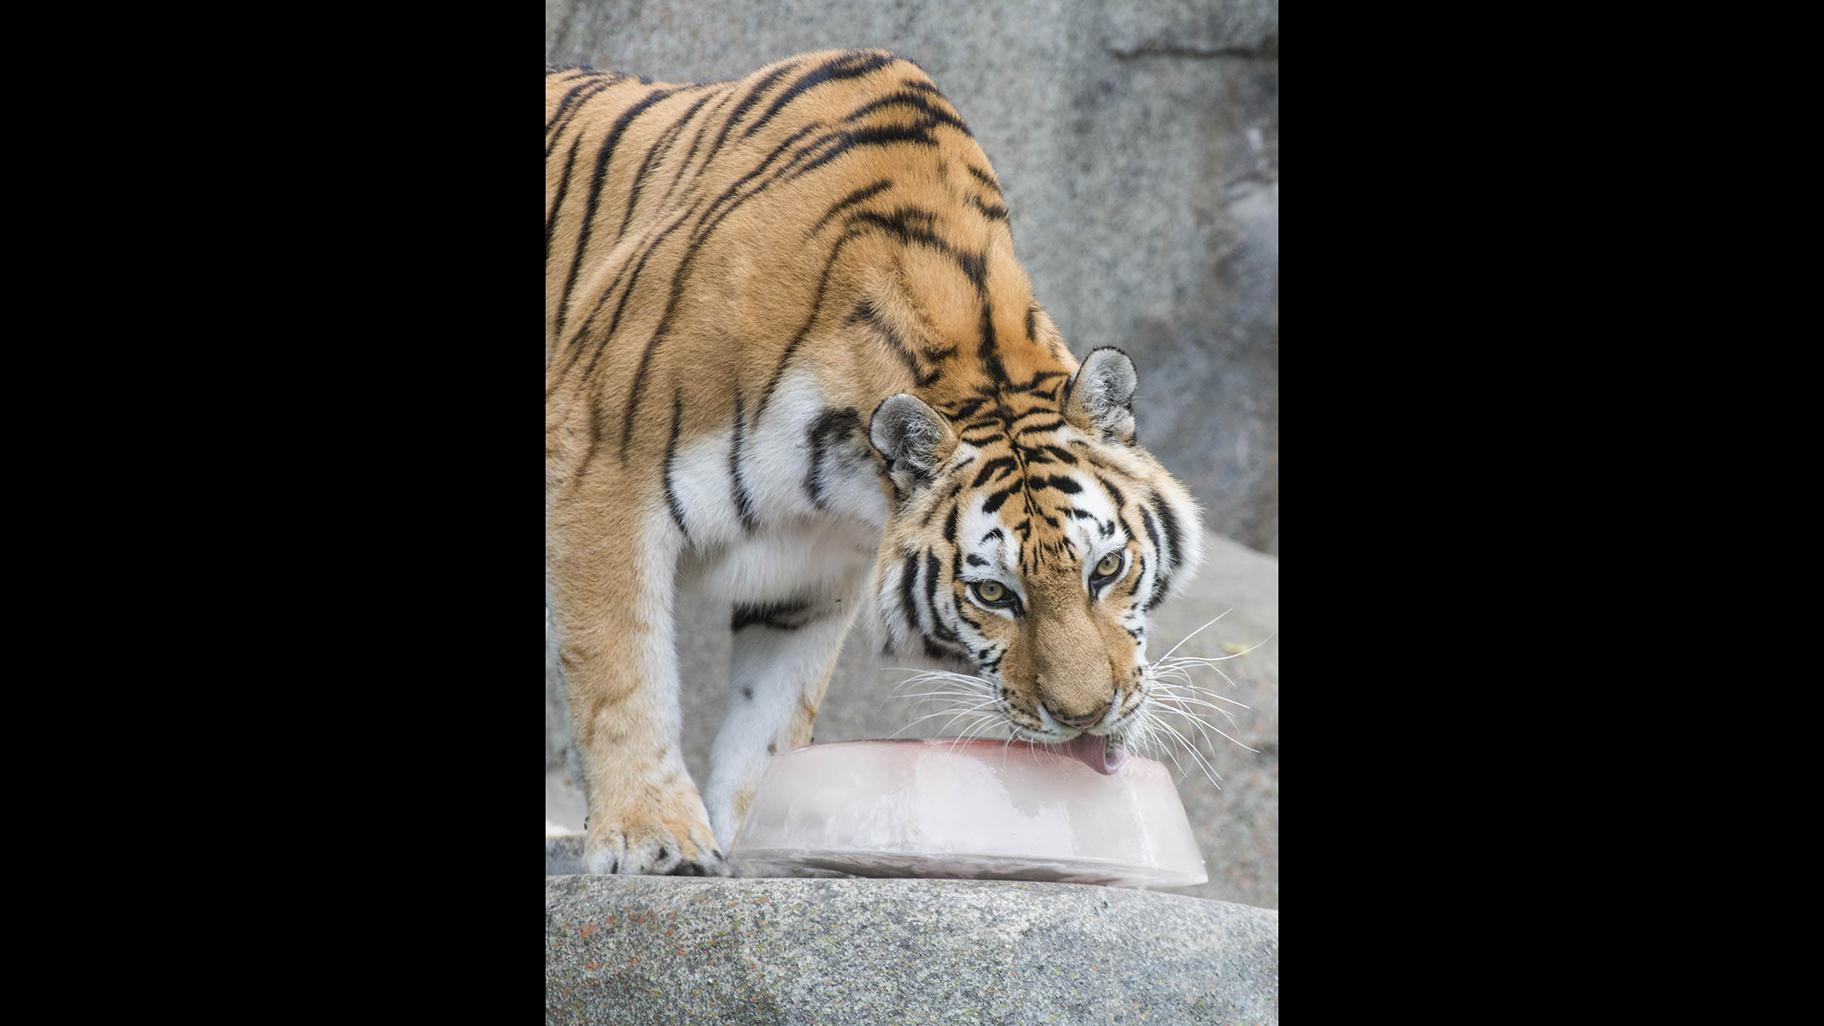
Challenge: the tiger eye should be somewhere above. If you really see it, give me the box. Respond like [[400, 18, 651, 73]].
[[1096, 553, 1122, 578], [976, 580, 1005, 602]]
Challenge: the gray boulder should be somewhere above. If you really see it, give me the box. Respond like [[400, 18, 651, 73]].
[[546, 871, 1278, 1024]]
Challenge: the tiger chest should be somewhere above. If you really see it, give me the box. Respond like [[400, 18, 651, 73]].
[[668, 370, 889, 604]]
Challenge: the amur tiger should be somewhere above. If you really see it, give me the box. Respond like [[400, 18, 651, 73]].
[[546, 49, 1205, 876]]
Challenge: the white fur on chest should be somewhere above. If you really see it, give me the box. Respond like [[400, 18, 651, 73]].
[[670, 370, 887, 604], [679, 518, 878, 605]]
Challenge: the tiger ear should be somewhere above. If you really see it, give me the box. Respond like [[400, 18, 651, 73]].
[[869, 393, 957, 494], [1062, 347, 1138, 444]]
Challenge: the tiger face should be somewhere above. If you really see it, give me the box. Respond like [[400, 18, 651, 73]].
[[868, 347, 1203, 773]]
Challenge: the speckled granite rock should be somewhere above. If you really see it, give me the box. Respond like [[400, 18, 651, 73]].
[[545, 874, 1278, 1025]]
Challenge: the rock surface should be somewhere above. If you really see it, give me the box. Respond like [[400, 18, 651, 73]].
[[548, 527, 1278, 909], [546, 872, 1279, 1024], [545, 0, 1279, 554]]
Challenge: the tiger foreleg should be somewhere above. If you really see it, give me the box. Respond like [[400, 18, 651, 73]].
[[705, 592, 862, 849], [549, 502, 729, 877]]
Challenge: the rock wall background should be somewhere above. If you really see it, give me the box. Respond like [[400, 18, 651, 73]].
[[545, 0, 1278, 553]]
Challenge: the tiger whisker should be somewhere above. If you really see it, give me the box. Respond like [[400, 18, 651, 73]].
[[895, 689, 996, 702], [931, 701, 1004, 739], [1155, 696, 1241, 748], [1154, 679, 1249, 712], [1152, 693, 1241, 731], [1149, 683, 1250, 712], [1149, 715, 1224, 789], [889, 699, 999, 738], [1153, 698, 1257, 754], [1153, 630, 1276, 663], [1151, 611, 1232, 663]]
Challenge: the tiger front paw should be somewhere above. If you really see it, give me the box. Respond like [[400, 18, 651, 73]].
[[583, 792, 730, 877]]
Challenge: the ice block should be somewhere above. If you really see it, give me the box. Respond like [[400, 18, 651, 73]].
[[729, 738, 1207, 888]]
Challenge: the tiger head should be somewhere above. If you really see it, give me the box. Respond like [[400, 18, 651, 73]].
[[867, 347, 1204, 773]]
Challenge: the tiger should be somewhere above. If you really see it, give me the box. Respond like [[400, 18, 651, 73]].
[[546, 49, 1205, 877]]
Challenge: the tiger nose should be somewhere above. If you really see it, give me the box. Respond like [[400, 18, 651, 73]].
[[1048, 701, 1112, 730]]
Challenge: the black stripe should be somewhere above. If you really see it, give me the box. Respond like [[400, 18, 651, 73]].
[[1025, 305, 1038, 342], [661, 87, 740, 208], [843, 207, 984, 299], [981, 482, 1022, 515], [950, 397, 989, 420], [1139, 508, 1168, 611], [545, 78, 618, 158], [786, 121, 940, 181], [1139, 505, 1163, 564], [971, 456, 1017, 488], [616, 91, 716, 243], [803, 407, 862, 511], [729, 391, 759, 532], [853, 299, 940, 387], [663, 390, 689, 539], [755, 229, 863, 424], [840, 90, 970, 134], [1015, 368, 1069, 391], [1097, 474, 1126, 509], [1014, 418, 1066, 435], [561, 197, 704, 386], [898, 552, 922, 648], [553, 88, 677, 348], [1126, 555, 1148, 602], [698, 62, 797, 173], [744, 50, 899, 140], [809, 179, 893, 237], [979, 304, 1009, 385], [967, 194, 1009, 221], [694, 123, 826, 247], [965, 162, 1000, 193], [559, 197, 702, 381], [923, 481, 964, 527], [942, 506, 958, 544], [732, 599, 814, 631], [546, 76, 609, 135], [955, 250, 988, 291], [1011, 405, 1065, 425], [544, 136, 582, 270], [1145, 494, 1184, 610], [923, 551, 955, 644]]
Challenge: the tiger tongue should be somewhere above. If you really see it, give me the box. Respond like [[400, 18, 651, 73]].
[[1060, 733, 1129, 775]]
